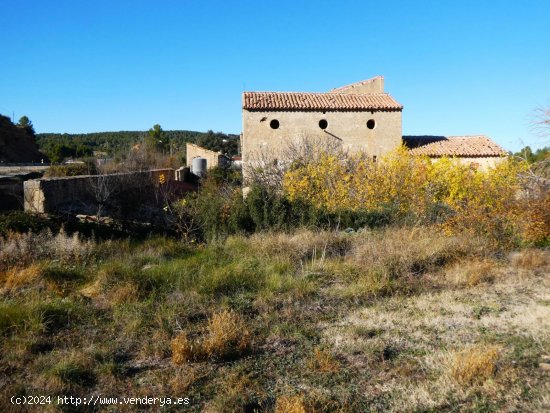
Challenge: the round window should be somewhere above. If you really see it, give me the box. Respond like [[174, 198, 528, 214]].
[[270, 119, 279, 129], [318, 119, 328, 129], [367, 119, 376, 129]]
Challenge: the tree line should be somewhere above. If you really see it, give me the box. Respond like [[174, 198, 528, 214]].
[[36, 128, 240, 163]]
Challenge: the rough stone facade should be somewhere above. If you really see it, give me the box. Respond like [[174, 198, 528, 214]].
[[242, 110, 402, 159], [445, 156, 504, 170], [24, 169, 175, 214], [186, 143, 231, 169], [241, 76, 403, 183]]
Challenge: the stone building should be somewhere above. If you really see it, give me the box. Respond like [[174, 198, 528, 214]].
[[241, 76, 403, 181], [186, 143, 231, 170], [241, 76, 507, 180], [403, 135, 507, 170]]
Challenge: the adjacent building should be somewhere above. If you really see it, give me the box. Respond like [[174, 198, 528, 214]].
[[403, 135, 507, 169], [241, 76, 507, 180], [186, 143, 231, 170]]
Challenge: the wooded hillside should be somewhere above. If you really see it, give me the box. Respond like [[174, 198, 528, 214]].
[[36, 129, 240, 162], [0, 115, 48, 163]]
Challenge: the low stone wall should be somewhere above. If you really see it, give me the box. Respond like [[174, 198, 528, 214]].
[[0, 170, 46, 211], [24, 169, 175, 214]]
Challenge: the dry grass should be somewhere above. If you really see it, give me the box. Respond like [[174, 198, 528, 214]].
[[450, 345, 501, 386], [171, 334, 198, 365], [203, 309, 251, 358], [1, 227, 548, 412], [0, 230, 95, 271], [39, 351, 97, 392], [510, 248, 550, 271], [322, 227, 491, 299], [275, 394, 310, 413], [172, 309, 251, 364], [1, 263, 43, 290], [349, 227, 485, 274], [446, 258, 501, 287], [322, 247, 549, 411], [308, 347, 341, 373], [247, 229, 351, 264], [170, 366, 203, 393], [107, 282, 140, 305]]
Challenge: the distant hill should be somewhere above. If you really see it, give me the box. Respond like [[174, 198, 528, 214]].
[[0, 115, 48, 163], [36, 129, 240, 162]]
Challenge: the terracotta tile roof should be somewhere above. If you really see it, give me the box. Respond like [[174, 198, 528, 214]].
[[403, 135, 507, 157], [242, 92, 402, 111]]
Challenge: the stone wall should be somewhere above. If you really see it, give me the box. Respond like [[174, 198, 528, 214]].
[[329, 76, 384, 94], [429, 156, 506, 171], [186, 143, 230, 169], [24, 169, 175, 214]]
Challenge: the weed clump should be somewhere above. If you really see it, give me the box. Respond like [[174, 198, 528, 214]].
[[172, 309, 251, 364], [0, 229, 94, 271], [0, 302, 35, 335], [510, 248, 549, 270], [447, 259, 500, 287], [308, 347, 340, 373], [450, 345, 500, 385], [275, 394, 310, 413]]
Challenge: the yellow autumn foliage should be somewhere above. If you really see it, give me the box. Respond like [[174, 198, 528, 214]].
[[283, 146, 542, 245]]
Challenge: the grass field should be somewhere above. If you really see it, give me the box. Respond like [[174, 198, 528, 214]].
[[0, 227, 548, 412]]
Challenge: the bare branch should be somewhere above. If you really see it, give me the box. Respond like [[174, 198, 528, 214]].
[[244, 134, 347, 190], [531, 104, 550, 144]]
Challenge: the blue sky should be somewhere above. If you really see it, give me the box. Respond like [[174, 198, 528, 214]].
[[1, 0, 549, 151]]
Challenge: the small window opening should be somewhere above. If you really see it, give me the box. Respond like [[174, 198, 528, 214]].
[[318, 119, 328, 130], [367, 119, 376, 129], [270, 119, 279, 129]]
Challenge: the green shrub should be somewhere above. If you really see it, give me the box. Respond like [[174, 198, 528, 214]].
[[0, 302, 34, 335], [42, 264, 85, 284], [0, 211, 56, 236], [36, 300, 78, 333], [51, 361, 97, 387], [44, 162, 96, 177], [197, 260, 263, 296]]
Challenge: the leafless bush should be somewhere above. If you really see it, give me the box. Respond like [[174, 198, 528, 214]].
[[87, 172, 120, 220], [0, 230, 96, 271], [244, 134, 346, 189], [531, 105, 550, 143], [121, 138, 179, 172]]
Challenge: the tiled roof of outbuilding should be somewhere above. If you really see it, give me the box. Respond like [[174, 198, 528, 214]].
[[403, 135, 507, 157], [242, 92, 403, 111]]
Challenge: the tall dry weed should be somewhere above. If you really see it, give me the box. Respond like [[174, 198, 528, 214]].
[[247, 229, 351, 263], [349, 227, 485, 278], [450, 345, 500, 385], [0, 230, 95, 271], [446, 259, 500, 287], [510, 248, 549, 270], [172, 309, 251, 364], [1, 263, 43, 290], [275, 394, 310, 413]]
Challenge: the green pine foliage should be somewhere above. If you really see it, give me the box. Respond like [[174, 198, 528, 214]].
[[36, 129, 240, 163]]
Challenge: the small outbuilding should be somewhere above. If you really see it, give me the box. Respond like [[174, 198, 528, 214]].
[[403, 135, 507, 169]]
